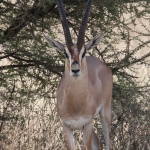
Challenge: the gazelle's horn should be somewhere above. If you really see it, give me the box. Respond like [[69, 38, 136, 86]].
[[57, 0, 73, 47], [77, 0, 92, 48]]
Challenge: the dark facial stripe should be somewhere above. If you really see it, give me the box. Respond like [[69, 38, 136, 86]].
[[82, 51, 86, 58], [64, 51, 69, 59]]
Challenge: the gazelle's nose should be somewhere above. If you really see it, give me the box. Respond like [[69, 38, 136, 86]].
[[71, 61, 80, 76], [71, 69, 80, 74]]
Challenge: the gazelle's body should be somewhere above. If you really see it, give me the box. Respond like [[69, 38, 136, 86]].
[[57, 56, 112, 130], [57, 56, 112, 150], [44, 0, 112, 149]]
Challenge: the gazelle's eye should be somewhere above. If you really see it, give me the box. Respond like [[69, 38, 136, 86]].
[[82, 51, 86, 58], [64, 51, 69, 59]]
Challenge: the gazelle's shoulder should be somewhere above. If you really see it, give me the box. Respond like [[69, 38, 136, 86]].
[[86, 56, 112, 73], [86, 56, 106, 65]]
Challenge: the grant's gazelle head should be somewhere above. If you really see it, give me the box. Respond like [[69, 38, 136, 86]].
[[44, 0, 103, 77]]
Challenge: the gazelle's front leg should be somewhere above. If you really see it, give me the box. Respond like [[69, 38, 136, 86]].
[[63, 123, 73, 150], [100, 102, 112, 150], [83, 121, 93, 150]]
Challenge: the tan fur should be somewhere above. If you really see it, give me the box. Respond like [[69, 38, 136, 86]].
[[57, 55, 112, 150]]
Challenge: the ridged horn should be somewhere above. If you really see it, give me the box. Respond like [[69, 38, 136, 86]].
[[77, 0, 92, 47], [57, 0, 73, 46]]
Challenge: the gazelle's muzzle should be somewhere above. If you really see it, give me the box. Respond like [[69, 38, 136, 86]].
[[71, 61, 80, 76]]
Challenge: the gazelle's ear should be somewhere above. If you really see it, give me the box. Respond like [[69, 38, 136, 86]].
[[43, 35, 65, 53], [85, 32, 103, 51]]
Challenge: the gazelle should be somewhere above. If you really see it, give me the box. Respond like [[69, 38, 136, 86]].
[[44, 0, 112, 149]]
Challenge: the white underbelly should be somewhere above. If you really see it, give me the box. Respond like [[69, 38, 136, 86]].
[[64, 116, 92, 130]]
